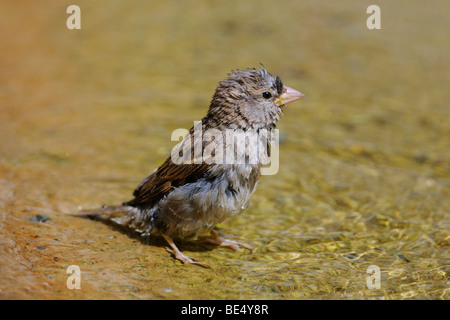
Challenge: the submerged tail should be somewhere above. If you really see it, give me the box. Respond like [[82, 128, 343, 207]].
[[71, 205, 133, 222]]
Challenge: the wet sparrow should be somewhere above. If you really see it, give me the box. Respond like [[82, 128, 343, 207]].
[[78, 66, 304, 268]]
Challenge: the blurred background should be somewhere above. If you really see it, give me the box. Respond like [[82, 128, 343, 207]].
[[0, 0, 448, 299]]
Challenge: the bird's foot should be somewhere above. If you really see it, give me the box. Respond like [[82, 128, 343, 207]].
[[162, 234, 211, 268], [200, 230, 254, 252], [164, 247, 211, 268]]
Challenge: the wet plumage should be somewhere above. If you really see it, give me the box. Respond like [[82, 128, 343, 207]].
[[77, 66, 304, 268]]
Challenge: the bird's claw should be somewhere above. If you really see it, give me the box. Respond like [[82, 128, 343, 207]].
[[200, 231, 254, 252], [165, 246, 211, 268]]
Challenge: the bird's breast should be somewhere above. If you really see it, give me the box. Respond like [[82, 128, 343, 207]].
[[203, 163, 261, 220], [156, 163, 261, 239]]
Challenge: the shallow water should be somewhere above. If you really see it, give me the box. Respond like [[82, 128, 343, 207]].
[[0, 1, 448, 299]]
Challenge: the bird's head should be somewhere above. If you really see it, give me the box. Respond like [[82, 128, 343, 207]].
[[208, 66, 305, 129]]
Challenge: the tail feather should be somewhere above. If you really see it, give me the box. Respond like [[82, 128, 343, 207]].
[[71, 205, 133, 222]]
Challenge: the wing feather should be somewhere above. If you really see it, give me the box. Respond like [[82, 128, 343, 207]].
[[123, 157, 211, 206]]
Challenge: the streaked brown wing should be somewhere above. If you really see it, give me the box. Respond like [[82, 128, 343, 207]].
[[123, 157, 211, 206]]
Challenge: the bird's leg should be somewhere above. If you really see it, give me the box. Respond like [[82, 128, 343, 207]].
[[162, 234, 211, 268], [200, 230, 254, 252]]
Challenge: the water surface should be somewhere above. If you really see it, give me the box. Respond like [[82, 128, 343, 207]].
[[0, 1, 448, 299]]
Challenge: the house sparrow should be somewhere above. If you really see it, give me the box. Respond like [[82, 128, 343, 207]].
[[78, 66, 304, 268]]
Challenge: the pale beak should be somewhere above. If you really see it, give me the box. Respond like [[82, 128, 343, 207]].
[[276, 86, 305, 106]]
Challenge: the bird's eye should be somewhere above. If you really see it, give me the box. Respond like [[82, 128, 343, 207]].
[[262, 91, 272, 99]]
